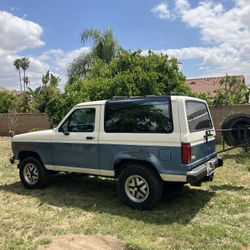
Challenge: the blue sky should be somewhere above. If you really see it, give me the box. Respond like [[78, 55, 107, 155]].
[[0, 0, 250, 89]]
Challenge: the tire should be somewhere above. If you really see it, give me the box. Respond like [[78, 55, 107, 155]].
[[19, 156, 49, 189], [221, 114, 250, 146], [118, 164, 163, 210]]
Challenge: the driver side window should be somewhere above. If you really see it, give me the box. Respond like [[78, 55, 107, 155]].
[[59, 108, 96, 133]]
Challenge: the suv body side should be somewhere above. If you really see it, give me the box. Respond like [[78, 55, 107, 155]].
[[11, 96, 220, 183]]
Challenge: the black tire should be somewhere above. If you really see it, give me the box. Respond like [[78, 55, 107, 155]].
[[221, 114, 250, 146], [118, 164, 163, 210], [19, 156, 49, 189]]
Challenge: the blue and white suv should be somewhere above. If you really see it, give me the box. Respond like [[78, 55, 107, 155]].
[[10, 96, 223, 209]]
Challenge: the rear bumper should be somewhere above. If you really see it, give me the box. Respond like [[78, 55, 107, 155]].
[[186, 156, 223, 185], [160, 156, 223, 183]]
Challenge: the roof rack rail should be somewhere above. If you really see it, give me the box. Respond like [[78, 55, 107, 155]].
[[112, 96, 129, 100], [130, 96, 144, 99]]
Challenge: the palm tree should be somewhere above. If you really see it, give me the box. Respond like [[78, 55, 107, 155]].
[[23, 76, 30, 90], [20, 57, 30, 91], [13, 59, 22, 91], [68, 28, 122, 79], [42, 70, 50, 89]]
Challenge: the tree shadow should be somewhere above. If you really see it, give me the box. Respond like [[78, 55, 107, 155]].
[[222, 152, 250, 165], [0, 174, 215, 225], [222, 153, 243, 160], [210, 184, 248, 192]]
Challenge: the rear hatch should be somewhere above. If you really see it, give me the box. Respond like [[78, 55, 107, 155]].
[[184, 100, 216, 169]]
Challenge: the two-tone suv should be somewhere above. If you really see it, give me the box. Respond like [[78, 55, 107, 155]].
[[10, 95, 223, 209]]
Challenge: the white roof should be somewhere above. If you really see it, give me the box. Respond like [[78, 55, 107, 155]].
[[75, 100, 107, 107], [75, 96, 206, 107]]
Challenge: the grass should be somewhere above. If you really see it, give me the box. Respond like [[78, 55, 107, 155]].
[[0, 137, 249, 250]]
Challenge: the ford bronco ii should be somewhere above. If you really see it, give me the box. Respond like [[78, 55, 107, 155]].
[[10, 96, 223, 209]]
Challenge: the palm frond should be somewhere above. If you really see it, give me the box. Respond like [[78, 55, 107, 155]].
[[81, 28, 104, 46], [67, 51, 93, 79]]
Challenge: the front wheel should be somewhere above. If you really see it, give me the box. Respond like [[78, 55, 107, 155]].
[[19, 156, 49, 189], [118, 165, 163, 210]]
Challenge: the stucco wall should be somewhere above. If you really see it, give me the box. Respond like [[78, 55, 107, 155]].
[[209, 104, 250, 129], [0, 113, 50, 136]]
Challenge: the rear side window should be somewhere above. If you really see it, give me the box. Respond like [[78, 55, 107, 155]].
[[104, 98, 173, 133], [186, 101, 213, 132]]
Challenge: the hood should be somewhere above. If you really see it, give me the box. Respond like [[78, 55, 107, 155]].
[[12, 129, 54, 142]]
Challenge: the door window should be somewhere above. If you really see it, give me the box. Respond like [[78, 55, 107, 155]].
[[59, 108, 96, 133]]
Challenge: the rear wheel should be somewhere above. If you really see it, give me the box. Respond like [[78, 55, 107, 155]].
[[118, 164, 163, 210], [19, 156, 49, 189]]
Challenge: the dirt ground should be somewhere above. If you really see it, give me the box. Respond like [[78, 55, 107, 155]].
[[38, 234, 125, 250], [0, 136, 11, 149]]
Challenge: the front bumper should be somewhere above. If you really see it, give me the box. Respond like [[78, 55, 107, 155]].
[[186, 156, 223, 185]]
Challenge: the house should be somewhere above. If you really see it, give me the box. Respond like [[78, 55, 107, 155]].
[[186, 75, 245, 98]]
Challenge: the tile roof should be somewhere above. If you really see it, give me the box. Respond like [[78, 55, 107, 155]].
[[186, 75, 245, 97]]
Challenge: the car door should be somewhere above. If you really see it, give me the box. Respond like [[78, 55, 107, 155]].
[[50, 106, 100, 170]]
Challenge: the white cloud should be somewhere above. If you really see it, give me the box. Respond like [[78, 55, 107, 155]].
[[151, 3, 171, 20], [37, 48, 90, 86], [0, 11, 46, 89], [151, 1, 250, 82], [0, 11, 44, 52], [0, 11, 93, 90]]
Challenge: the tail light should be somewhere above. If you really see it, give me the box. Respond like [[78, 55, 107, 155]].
[[181, 143, 191, 164]]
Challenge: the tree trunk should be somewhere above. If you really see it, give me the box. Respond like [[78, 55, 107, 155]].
[[23, 70, 26, 91], [18, 69, 22, 91]]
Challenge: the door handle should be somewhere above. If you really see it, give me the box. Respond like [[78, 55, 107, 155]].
[[86, 136, 95, 140]]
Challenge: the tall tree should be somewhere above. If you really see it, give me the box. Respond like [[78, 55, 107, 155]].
[[29, 70, 61, 113], [20, 57, 30, 91], [23, 76, 30, 90], [13, 59, 22, 91], [68, 28, 121, 80]]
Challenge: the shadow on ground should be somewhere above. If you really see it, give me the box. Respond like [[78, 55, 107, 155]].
[[0, 174, 216, 225], [210, 184, 248, 192]]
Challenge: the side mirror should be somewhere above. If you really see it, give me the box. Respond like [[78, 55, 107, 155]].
[[62, 127, 69, 136]]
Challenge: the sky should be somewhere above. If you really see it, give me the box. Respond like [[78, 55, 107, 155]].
[[0, 0, 250, 90]]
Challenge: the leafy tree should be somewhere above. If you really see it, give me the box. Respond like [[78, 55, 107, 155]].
[[67, 51, 190, 102], [13, 59, 22, 91], [68, 28, 122, 79], [46, 93, 67, 125], [0, 90, 17, 113], [28, 71, 61, 114], [213, 75, 249, 105], [191, 92, 213, 105], [16, 92, 34, 113]]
